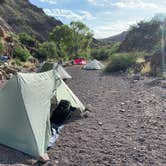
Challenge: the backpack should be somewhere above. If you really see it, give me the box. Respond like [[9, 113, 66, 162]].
[[50, 100, 72, 125]]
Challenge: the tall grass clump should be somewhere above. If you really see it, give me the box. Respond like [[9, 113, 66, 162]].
[[105, 53, 137, 72]]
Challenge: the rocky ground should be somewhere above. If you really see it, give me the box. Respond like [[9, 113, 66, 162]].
[[0, 66, 166, 166]]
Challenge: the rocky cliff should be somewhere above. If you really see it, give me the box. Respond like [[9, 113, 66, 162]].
[[0, 0, 62, 41]]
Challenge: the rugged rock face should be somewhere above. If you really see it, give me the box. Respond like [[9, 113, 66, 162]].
[[0, 17, 12, 32], [0, 0, 62, 41]]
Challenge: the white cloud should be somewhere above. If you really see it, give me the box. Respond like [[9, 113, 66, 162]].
[[79, 11, 95, 20], [113, 0, 165, 11], [88, 0, 166, 13], [93, 20, 138, 38], [43, 9, 95, 21], [40, 0, 57, 4], [87, 0, 112, 6]]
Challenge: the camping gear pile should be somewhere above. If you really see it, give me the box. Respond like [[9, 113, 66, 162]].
[[0, 68, 85, 160]]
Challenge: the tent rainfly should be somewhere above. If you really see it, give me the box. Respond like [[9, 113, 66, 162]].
[[0, 70, 84, 158], [83, 59, 104, 70], [38, 62, 72, 80]]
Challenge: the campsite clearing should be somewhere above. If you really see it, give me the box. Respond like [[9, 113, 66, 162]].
[[0, 66, 166, 165]]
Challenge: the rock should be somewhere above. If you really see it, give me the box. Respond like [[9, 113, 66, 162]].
[[151, 94, 155, 97], [161, 81, 166, 88], [162, 109, 166, 113], [136, 100, 142, 104], [86, 104, 93, 111], [132, 74, 141, 81], [98, 121, 103, 126], [133, 80, 138, 83], [81, 111, 91, 118], [55, 160, 59, 164], [38, 153, 50, 163], [63, 157, 70, 165], [119, 109, 125, 113], [138, 137, 145, 143], [120, 102, 125, 106]]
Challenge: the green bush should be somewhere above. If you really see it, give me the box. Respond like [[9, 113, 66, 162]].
[[91, 43, 121, 61], [109, 42, 121, 55], [0, 40, 5, 55], [19, 33, 36, 48], [14, 47, 31, 62], [105, 53, 137, 72], [39, 42, 58, 60], [91, 48, 110, 60]]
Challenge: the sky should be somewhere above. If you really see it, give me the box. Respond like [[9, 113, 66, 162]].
[[29, 0, 166, 39]]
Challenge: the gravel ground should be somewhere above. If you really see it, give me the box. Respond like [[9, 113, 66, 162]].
[[0, 66, 166, 166]]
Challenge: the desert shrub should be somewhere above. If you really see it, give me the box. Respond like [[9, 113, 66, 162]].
[[91, 48, 110, 60], [91, 42, 121, 61], [13, 47, 31, 62], [109, 42, 121, 55], [105, 53, 137, 72]]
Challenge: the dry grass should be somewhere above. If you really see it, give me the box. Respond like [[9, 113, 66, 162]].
[[141, 62, 151, 74]]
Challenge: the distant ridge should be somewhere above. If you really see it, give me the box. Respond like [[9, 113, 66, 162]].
[[100, 31, 128, 43]]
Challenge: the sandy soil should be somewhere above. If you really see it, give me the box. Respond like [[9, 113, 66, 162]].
[[0, 66, 166, 166]]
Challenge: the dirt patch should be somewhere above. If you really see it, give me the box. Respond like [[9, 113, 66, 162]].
[[0, 66, 166, 166]]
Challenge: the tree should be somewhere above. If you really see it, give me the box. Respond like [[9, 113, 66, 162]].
[[49, 22, 93, 59], [37, 41, 58, 60], [70, 21, 93, 53], [50, 25, 73, 57]]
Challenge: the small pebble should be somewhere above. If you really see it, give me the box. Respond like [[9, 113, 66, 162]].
[[119, 109, 125, 113], [98, 122, 103, 126]]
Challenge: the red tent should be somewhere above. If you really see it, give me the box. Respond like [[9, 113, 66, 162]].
[[73, 58, 87, 65]]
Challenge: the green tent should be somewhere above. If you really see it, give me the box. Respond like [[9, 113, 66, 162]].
[[0, 70, 85, 158], [83, 59, 104, 70], [38, 62, 72, 80]]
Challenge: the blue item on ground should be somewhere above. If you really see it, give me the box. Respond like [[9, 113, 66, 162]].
[[0, 56, 9, 62]]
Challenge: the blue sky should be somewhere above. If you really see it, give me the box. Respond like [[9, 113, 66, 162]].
[[30, 0, 166, 38]]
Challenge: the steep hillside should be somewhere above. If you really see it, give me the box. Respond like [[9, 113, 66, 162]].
[[0, 17, 12, 32], [101, 31, 128, 43], [0, 0, 62, 41]]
